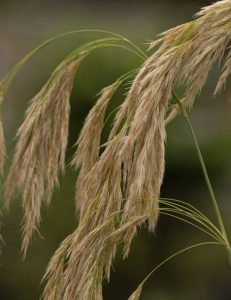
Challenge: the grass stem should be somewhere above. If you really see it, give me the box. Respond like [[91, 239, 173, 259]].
[[172, 91, 231, 262]]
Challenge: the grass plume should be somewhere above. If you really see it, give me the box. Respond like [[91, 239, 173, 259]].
[[42, 1, 231, 298], [4, 56, 86, 257], [0, 0, 231, 299]]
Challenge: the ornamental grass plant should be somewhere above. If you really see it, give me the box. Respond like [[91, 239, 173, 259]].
[[1, 0, 231, 299]]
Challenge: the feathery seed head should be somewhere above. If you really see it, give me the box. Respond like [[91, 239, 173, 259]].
[[128, 284, 143, 300], [2, 0, 231, 298], [43, 1, 231, 297], [4, 56, 86, 256], [72, 82, 120, 210]]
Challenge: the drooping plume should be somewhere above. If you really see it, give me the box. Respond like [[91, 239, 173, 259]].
[[215, 49, 231, 94], [42, 1, 231, 299], [42, 37, 186, 300], [71, 82, 120, 210], [4, 56, 86, 257], [0, 0, 230, 298]]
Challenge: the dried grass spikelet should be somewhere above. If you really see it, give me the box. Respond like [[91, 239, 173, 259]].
[[43, 130, 126, 299], [43, 44, 186, 299], [181, 26, 231, 108], [71, 81, 120, 210], [43, 211, 146, 300], [43, 1, 231, 299], [128, 284, 143, 300], [153, 0, 231, 110], [42, 233, 74, 300], [108, 66, 148, 139], [4, 55, 86, 257], [215, 49, 231, 94], [111, 44, 187, 256], [102, 48, 186, 258]]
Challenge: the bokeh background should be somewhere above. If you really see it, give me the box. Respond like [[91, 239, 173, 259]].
[[0, 0, 231, 299]]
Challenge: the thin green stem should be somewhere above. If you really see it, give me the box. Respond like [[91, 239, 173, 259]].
[[172, 92, 231, 258], [1, 29, 146, 94], [160, 211, 223, 243], [134, 241, 222, 294], [159, 203, 224, 243], [159, 198, 224, 240], [160, 198, 212, 221], [50, 29, 148, 60]]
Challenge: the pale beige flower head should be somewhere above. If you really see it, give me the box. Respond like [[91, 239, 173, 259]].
[[42, 1, 231, 299], [4, 56, 86, 257], [1, 0, 231, 299]]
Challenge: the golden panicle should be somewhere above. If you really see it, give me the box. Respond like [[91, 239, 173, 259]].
[[43, 43, 184, 298], [42, 233, 74, 300], [109, 66, 148, 140], [118, 45, 186, 255], [71, 82, 119, 210], [4, 56, 85, 257], [182, 27, 231, 108], [148, 1, 231, 109], [215, 50, 231, 94], [42, 1, 231, 299], [128, 284, 143, 300], [77, 128, 125, 218], [43, 213, 146, 300], [149, 21, 195, 53], [43, 132, 124, 299], [195, 0, 231, 17]]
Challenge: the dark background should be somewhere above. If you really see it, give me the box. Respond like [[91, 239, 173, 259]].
[[0, 1, 231, 299]]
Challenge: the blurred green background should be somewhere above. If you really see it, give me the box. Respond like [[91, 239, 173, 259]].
[[0, 0, 231, 299]]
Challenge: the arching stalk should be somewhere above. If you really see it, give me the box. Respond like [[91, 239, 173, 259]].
[[128, 242, 222, 299], [173, 91, 231, 262]]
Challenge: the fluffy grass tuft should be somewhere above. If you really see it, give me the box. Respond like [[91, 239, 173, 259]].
[[0, 0, 231, 299]]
